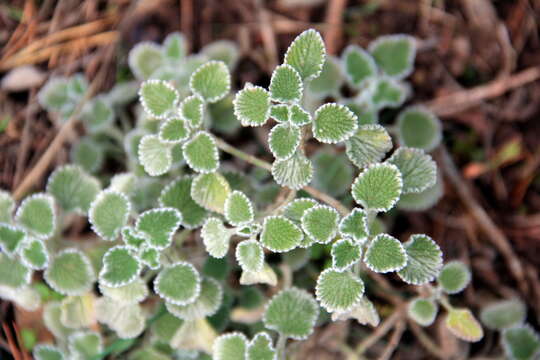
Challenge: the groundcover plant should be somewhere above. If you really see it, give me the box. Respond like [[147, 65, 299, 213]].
[[4, 28, 536, 360]]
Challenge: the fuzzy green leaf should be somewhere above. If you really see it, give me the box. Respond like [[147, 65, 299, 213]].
[[261, 216, 303, 252], [234, 85, 271, 127], [16, 193, 56, 239], [45, 249, 95, 296], [155, 261, 201, 305], [160, 177, 208, 229], [201, 217, 232, 258], [61, 294, 95, 328], [284, 29, 326, 81], [0, 191, 14, 223], [236, 239, 264, 273], [89, 190, 130, 241], [0, 253, 31, 288], [38, 77, 69, 111], [21, 238, 49, 270], [121, 226, 147, 249], [190, 61, 231, 103], [81, 96, 114, 134], [95, 297, 145, 339], [263, 287, 319, 340], [46, 165, 101, 214], [225, 191, 254, 226], [138, 134, 172, 176], [345, 125, 392, 168], [99, 278, 148, 304], [438, 261, 471, 294], [0, 223, 26, 256], [270, 104, 289, 123], [271, 151, 313, 190], [387, 147, 437, 194], [397, 106, 442, 152], [398, 234, 442, 285], [183, 131, 220, 173], [191, 172, 231, 213], [179, 95, 204, 128], [166, 277, 223, 320], [313, 103, 358, 144], [136, 207, 182, 250], [331, 297, 379, 326], [351, 163, 402, 212], [202, 40, 240, 69], [408, 298, 438, 326], [289, 104, 311, 126], [308, 55, 343, 98], [364, 234, 407, 273], [71, 137, 104, 173], [316, 269, 364, 312], [339, 208, 369, 243], [99, 245, 141, 287], [140, 246, 161, 270], [283, 198, 318, 223], [331, 238, 362, 271], [312, 150, 353, 197], [369, 35, 416, 79], [269, 123, 301, 160], [445, 308, 483, 342], [301, 205, 339, 244], [247, 333, 276, 360], [342, 45, 377, 87], [371, 77, 409, 109], [163, 32, 186, 63], [480, 299, 526, 331], [398, 175, 444, 211], [128, 42, 164, 80], [213, 332, 247, 360], [159, 117, 190, 144], [240, 263, 278, 287], [68, 331, 102, 360], [139, 80, 179, 118], [269, 64, 303, 103], [34, 344, 65, 360], [502, 325, 540, 360]]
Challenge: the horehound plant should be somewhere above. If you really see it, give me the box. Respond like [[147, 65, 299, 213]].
[[0, 30, 491, 360]]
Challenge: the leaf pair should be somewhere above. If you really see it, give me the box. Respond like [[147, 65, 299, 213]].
[[214, 332, 277, 360]]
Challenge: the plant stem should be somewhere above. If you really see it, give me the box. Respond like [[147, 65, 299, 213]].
[[215, 138, 349, 215], [276, 333, 287, 360]]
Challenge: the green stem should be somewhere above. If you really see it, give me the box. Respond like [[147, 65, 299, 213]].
[[276, 333, 287, 360]]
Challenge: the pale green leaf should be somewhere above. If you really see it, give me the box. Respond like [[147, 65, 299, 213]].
[[371, 77, 409, 109], [408, 298, 438, 326], [344, 101, 379, 125], [80, 97, 113, 135], [308, 55, 343, 98], [398, 234, 442, 285], [236, 223, 262, 238], [160, 177, 208, 229], [38, 77, 69, 111], [369, 34, 416, 79], [159, 117, 190, 144], [89, 190, 130, 241], [345, 125, 392, 168], [136, 207, 182, 250], [263, 287, 319, 340], [213, 332, 247, 360], [341, 45, 377, 87], [233, 85, 271, 127], [331, 238, 362, 271], [351, 163, 402, 212], [43, 301, 74, 339], [364, 233, 407, 273], [398, 175, 444, 211], [71, 137, 104, 173], [480, 299, 526, 331], [316, 269, 364, 312], [20, 238, 49, 270], [121, 226, 147, 249], [190, 61, 231, 103], [152, 310, 184, 343], [179, 95, 204, 128], [99, 278, 148, 304], [0, 223, 26, 256], [247, 332, 276, 360], [236, 239, 264, 273], [138, 134, 172, 176], [289, 104, 311, 126], [271, 151, 313, 190], [16, 193, 56, 239], [139, 80, 179, 118], [44, 249, 95, 296], [301, 205, 339, 244], [154, 261, 201, 305], [163, 32, 186, 63], [99, 245, 141, 287], [438, 261, 471, 294], [239, 263, 278, 286], [68, 331, 102, 360], [201, 40, 240, 69], [166, 277, 223, 320], [0, 190, 14, 223], [105, 173, 136, 195], [283, 198, 318, 223], [312, 150, 353, 197], [191, 172, 231, 213], [313, 103, 357, 144], [46, 165, 101, 214], [445, 308, 483, 342], [269, 64, 303, 103], [339, 208, 369, 243], [34, 344, 65, 360], [183, 131, 220, 173], [331, 297, 380, 326], [284, 29, 326, 81], [225, 191, 254, 226], [397, 106, 442, 152], [140, 246, 161, 270], [269, 123, 301, 160], [95, 297, 145, 339], [0, 253, 31, 288], [387, 147, 437, 194], [502, 325, 540, 360], [261, 216, 303, 252], [60, 294, 95, 329], [201, 217, 232, 258], [269, 104, 289, 123], [128, 42, 165, 80]]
